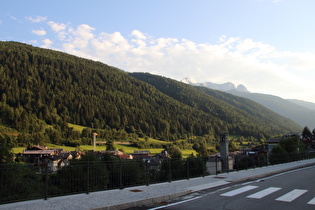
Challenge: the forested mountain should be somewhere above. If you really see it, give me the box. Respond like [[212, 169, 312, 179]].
[[129, 73, 300, 139], [0, 41, 301, 146], [227, 90, 315, 129]]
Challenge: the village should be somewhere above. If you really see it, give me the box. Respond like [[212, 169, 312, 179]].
[[20, 130, 315, 175]]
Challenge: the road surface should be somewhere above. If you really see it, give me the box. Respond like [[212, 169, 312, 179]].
[[149, 166, 315, 210]]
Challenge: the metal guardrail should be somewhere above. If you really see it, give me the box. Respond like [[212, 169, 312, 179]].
[[1, 151, 315, 204]]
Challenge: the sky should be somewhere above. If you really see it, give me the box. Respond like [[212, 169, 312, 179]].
[[1, 0, 315, 103]]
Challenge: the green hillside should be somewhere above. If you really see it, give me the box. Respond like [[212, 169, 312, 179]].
[[0, 41, 301, 147], [129, 72, 301, 139]]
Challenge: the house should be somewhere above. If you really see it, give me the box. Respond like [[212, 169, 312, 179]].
[[146, 150, 171, 171], [22, 146, 58, 165], [205, 154, 234, 175], [22, 145, 74, 172], [102, 150, 124, 156], [131, 150, 151, 159], [118, 154, 133, 159], [41, 153, 72, 172], [244, 144, 268, 156], [266, 137, 282, 153], [96, 150, 134, 159], [98, 150, 133, 159], [70, 151, 83, 159], [154, 150, 170, 159]]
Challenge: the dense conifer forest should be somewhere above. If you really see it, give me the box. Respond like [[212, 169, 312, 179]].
[[0, 41, 301, 147]]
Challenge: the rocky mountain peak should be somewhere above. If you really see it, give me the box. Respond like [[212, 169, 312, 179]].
[[181, 78, 250, 93]]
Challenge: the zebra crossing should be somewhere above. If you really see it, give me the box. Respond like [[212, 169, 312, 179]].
[[220, 185, 315, 205]]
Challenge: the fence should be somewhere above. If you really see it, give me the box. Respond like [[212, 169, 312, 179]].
[[0, 157, 206, 204], [1, 151, 315, 204]]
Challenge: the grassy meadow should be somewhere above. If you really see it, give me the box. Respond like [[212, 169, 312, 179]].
[[11, 123, 198, 158], [13, 142, 197, 158]]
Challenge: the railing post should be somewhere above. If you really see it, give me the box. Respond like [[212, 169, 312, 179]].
[[187, 158, 190, 180], [119, 159, 123, 189], [226, 156, 229, 173], [168, 159, 172, 183], [215, 155, 218, 175], [252, 157, 255, 169], [45, 163, 48, 200], [266, 152, 269, 166], [202, 158, 205, 177], [145, 160, 149, 186], [86, 161, 90, 194]]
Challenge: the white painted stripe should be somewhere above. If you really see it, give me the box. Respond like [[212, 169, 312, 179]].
[[247, 187, 281, 199], [307, 197, 315, 205], [220, 185, 259, 197], [187, 180, 230, 192], [148, 196, 203, 210], [276, 189, 308, 202]]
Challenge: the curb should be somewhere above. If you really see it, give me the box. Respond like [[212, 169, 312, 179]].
[[229, 161, 315, 183], [92, 190, 192, 210]]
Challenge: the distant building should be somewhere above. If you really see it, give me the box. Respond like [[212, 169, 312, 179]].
[[98, 150, 133, 159], [154, 150, 170, 159], [41, 153, 72, 172], [266, 137, 282, 153], [205, 154, 234, 175], [22, 146, 58, 165], [132, 150, 151, 159], [21, 145, 74, 172]]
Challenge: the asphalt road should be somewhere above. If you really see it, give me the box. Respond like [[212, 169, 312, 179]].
[[148, 166, 315, 210]]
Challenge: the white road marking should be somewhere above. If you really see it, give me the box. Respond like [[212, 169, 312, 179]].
[[246, 187, 281, 199], [307, 197, 315, 205], [220, 185, 258, 197], [186, 180, 230, 192], [275, 189, 308, 202], [148, 196, 203, 210]]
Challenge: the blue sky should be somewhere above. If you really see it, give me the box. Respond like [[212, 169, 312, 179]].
[[1, 0, 315, 103]]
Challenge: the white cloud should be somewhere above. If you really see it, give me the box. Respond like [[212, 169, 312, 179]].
[[10, 16, 17, 20], [32, 29, 46, 36], [131, 30, 147, 40], [70, 24, 95, 39], [48, 21, 66, 32], [37, 23, 315, 102], [41, 39, 53, 48], [47, 21, 68, 40], [26, 16, 47, 23], [29, 40, 38, 45], [65, 24, 95, 50]]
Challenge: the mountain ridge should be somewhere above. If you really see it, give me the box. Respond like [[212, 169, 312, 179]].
[[227, 90, 315, 129], [130, 72, 300, 138], [185, 78, 315, 129], [181, 78, 250, 93], [0, 41, 301, 146], [287, 99, 315, 112]]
